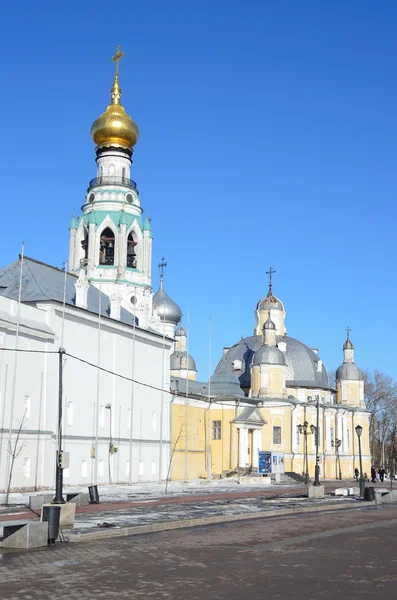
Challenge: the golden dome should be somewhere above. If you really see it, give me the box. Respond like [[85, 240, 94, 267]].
[[90, 66, 139, 150]]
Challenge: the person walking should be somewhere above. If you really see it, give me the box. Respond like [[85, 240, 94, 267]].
[[379, 466, 385, 483], [354, 467, 359, 482], [371, 465, 376, 483]]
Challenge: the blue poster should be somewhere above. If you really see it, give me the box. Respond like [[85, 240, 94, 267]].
[[258, 451, 272, 474]]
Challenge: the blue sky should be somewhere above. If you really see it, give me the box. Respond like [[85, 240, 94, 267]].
[[1, 1, 396, 381]]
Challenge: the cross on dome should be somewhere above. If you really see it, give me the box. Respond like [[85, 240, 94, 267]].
[[346, 326, 351, 340], [111, 45, 125, 74], [266, 267, 276, 292], [158, 256, 167, 287]]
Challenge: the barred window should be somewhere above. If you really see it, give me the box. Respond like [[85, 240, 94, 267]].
[[273, 426, 282, 445], [212, 420, 222, 440]]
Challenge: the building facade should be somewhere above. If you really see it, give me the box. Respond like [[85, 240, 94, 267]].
[[170, 280, 371, 481]]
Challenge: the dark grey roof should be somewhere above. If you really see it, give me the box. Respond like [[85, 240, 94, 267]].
[[171, 377, 209, 396], [214, 335, 332, 391], [209, 370, 245, 397], [0, 257, 136, 327], [170, 351, 197, 371], [175, 323, 186, 337], [153, 286, 182, 324], [336, 363, 364, 381], [256, 295, 284, 311], [252, 345, 286, 365]]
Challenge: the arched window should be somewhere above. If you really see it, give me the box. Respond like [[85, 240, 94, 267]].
[[67, 401, 73, 426], [81, 460, 88, 478], [122, 167, 126, 182], [108, 164, 115, 176], [99, 166, 104, 182], [127, 232, 137, 268], [99, 228, 115, 265], [80, 228, 89, 267]]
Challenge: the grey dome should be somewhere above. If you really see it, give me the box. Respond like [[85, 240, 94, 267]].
[[214, 335, 332, 392], [336, 363, 364, 381], [263, 315, 276, 330], [175, 324, 186, 337], [153, 287, 182, 324], [343, 339, 354, 350], [256, 294, 284, 312], [170, 351, 196, 371], [252, 345, 286, 366]]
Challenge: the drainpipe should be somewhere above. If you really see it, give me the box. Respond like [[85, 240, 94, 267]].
[[291, 404, 297, 472], [205, 399, 212, 479]]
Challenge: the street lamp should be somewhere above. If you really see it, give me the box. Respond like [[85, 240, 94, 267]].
[[298, 421, 309, 484], [355, 424, 365, 498], [331, 438, 342, 480], [105, 403, 112, 484]]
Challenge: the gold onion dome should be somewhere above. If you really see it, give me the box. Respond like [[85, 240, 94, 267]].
[[90, 46, 139, 150]]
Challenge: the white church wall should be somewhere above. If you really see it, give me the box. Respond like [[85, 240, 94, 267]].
[[0, 294, 172, 492]]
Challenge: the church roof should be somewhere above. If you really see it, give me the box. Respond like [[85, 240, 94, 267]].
[[215, 335, 333, 391], [0, 257, 136, 327]]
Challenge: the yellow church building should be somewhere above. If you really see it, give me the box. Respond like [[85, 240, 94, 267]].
[[169, 275, 371, 482]]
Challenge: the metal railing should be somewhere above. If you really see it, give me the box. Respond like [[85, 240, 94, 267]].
[[88, 176, 137, 190]]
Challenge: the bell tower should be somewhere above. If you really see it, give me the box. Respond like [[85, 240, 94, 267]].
[[68, 47, 153, 327]]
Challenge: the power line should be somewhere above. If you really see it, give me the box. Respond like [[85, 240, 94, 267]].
[[0, 347, 172, 395]]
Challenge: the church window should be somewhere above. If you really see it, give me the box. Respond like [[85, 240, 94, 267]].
[[127, 232, 137, 268], [99, 166, 104, 182], [296, 426, 300, 446], [232, 359, 242, 371], [108, 164, 115, 176], [139, 461, 144, 476], [23, 457, 31, 478], [307, 396, 312, 402], [99, 228, 115, 265], [330, 426, 335, 445], [81, 460, 88, 478], [88, 193, 95, 203], [67, 401, 73, 426], [24, 395, 31, 419], [98, 459, 104, 477], [346, 429, 350, 449], [212, 420, 222, 440], [125, 461, 130, 477], [273, 426, 282, 445], [126, 193, 133, 204], [151, 461, 156, 475]]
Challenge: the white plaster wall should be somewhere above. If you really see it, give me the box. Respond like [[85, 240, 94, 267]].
[[0, 295, 172, 491]]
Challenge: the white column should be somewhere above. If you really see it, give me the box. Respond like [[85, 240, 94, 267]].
[[325, 414, 332, 452], [291, 410, 297, 452], [238, 428, 248, 467], [252, 429, 261, 468], [337, 413, 343, 453]]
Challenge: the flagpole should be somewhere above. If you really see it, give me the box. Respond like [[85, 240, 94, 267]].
[[128, 286, 137, 485], [93, 275, 102, 484], [184, 310, 190, 480]]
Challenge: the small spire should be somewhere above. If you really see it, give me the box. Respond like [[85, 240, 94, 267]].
[[346, 326, 351, 341], [158, 256, 167, 288], [110, 45, 125, 105]]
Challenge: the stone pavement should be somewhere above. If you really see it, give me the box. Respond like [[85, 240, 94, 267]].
[[0, 480, 365, 541], [0, 502, 396, 599]]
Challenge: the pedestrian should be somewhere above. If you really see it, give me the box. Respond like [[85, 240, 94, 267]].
[[379, 466, 385, 483], [364, 472, 369, 482], [354, 467, 359, 481], [371, 465, 376, 483]]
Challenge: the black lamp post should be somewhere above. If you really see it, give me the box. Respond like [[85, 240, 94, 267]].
[[298, 421, 309, 484], [355, 424, 365, 498], [331, 438, 342, 480], [105, 403, 113, 485]]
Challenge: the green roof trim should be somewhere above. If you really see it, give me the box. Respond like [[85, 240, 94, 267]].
[[82, 211, 144, 231]]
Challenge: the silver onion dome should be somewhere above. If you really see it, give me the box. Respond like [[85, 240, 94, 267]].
[[252, 345, 286, 366], [336, 363, 364, 381], [170, 351, 196, 371], [153, 286, 182, 324], [175, 323, 186, 337]]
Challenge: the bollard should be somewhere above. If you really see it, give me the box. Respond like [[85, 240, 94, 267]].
[[88, 484, 100, 504], [42, 505, 61, 544], [364, 487, 375, 501]]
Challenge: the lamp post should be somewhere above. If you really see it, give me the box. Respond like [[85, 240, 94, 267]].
[[310, 396, 321, 486], [298, 421, 309, 484], [331, 438, 342, 480], [355, 424, 365, 498], [105, 403, 112, 484]]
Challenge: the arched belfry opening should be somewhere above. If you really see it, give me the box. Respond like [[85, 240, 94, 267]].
[[80, 228, 89, 267], [127, 232, 138, 268], [99, 227, 115, 265]]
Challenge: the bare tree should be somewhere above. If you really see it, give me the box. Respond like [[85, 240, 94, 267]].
[[165, 422, 185, 494], [364, 370, 397, 470], [5, 409, 27, 505]]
